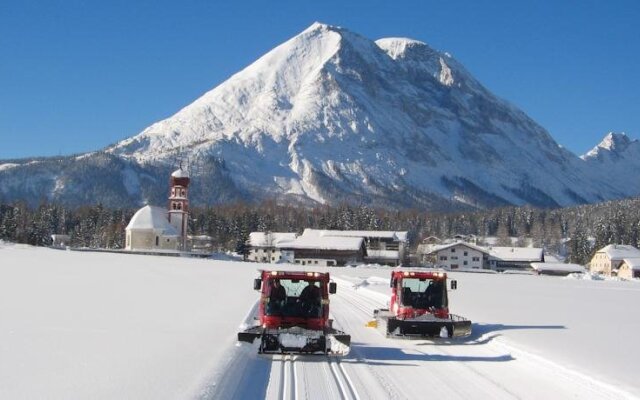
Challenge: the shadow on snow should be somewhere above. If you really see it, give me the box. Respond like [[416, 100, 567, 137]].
[[345, 342, 514, 365]]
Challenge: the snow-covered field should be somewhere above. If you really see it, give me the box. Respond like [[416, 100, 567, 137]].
[[1, 243, 639, 399]]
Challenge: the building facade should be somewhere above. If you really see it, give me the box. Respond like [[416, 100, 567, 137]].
[[247, 232, 298, 263], [590, 245, 640, 276], [423, 241, 545, 272], [424, 242, 489, 270], [301, 229, 407, 266], [617, 258, 640, 279], [487, 247, 545, 272], [278, 235, 367, 267]]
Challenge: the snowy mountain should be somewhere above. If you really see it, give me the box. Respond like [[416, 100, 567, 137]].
[[0, 23, 638, 209], [581, 132, 640, 195], [582, 132, 640, 166]]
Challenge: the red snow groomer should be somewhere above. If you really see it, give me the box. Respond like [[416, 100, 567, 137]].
[[371, 270, 472, 338], [237, 270, 351, 355]]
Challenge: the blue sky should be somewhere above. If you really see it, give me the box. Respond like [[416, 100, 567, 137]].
[[1, 0, 638, 159]]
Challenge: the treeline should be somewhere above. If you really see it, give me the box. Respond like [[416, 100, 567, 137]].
[[1, 197, 639, 265]]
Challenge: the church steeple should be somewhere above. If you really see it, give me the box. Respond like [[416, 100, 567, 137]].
[[168, 166, 190, 250]]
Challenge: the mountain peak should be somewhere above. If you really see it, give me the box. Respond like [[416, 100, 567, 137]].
[[302, 21, 339, 34], [600, 132, 630, 148], [582, 132, 633, 160]]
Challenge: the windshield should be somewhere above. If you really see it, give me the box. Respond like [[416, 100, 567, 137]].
[[399, 278, 446, 309], [265, 278, 323, 318]]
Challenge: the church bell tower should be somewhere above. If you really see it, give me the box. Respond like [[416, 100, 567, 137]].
[[168, 166, 190, 250]]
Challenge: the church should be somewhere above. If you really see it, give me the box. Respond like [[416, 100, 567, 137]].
[[125, 167, 190, 251]]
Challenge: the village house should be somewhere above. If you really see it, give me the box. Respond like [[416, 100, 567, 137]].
[[247, 229, 407, 266], [420, 239, 545, 272], [487, 246, 545, 272], [422, 241, 489, 270], [300, 229, 407, 266], [277, 234, 367, 266], [125, 167, 190, 252], [617, 258, 640, 279], [247, 232, 298, 263], [590, 244, 640, 276]]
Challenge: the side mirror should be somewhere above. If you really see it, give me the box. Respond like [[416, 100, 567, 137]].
[[329, 282, 337, 294], [253, 278, 262, 291], [450, 280, 457, 290]]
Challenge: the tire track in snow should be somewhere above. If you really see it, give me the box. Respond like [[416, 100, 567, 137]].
[[332, 275, 636, 400], [329, 291, 409, 400], [268, 354, 362, 400], [327, 357, 360, 400], [332, 280, 525, 399]]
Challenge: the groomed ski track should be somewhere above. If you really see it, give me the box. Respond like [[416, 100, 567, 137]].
[[204, 277, 635, 400]]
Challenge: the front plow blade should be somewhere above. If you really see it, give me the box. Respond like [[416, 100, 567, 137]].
[[386, 314, 472, 339], [238, 326, 350, 356], [237, 326, 263, 344]]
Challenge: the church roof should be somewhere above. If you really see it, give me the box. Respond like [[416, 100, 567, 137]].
[[126, 205, 178, 235]]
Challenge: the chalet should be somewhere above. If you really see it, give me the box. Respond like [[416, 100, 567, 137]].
[[617, 258, 640, 279], [300, 229, 407, 266], [247, 232, 298, 263], [277, 235, 366, 267], [487, 247, 544, 272], [424, 241, 490, 270], [589, 245, 640, 276]]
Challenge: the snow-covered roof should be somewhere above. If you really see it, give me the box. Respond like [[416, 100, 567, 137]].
[[596, 245, 640, 261], [489, 247, 544, 262], [171, 168, 189, 179], [277, 235, 364, 251], [425, 241, 490, 255], [621, 258, 640, 270], [302, 228, 407, 242], [248, 232, 298, 247], [531, 263, 585, 273], [126, 205, 178, 235]]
